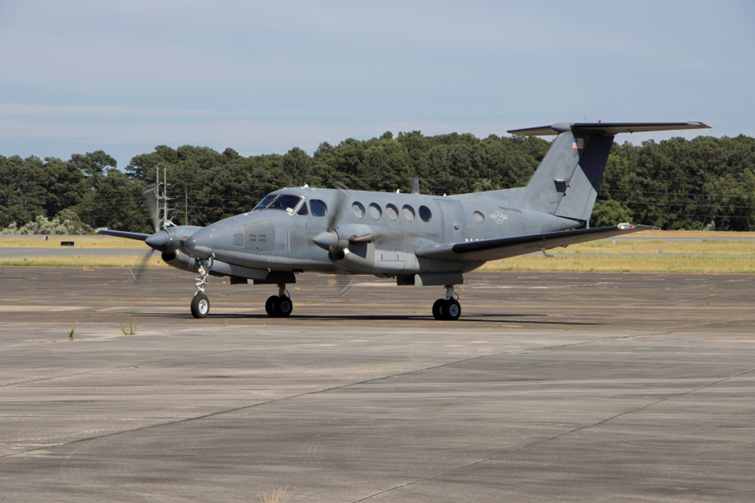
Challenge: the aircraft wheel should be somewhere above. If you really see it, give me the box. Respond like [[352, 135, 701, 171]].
[[265, 296, 278, 317], [442, 299, 461, 321], [277, 296, 293, 317], [191, 292, 210, 319], [432, 299, 444, 320]]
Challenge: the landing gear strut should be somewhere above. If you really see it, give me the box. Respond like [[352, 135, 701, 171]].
[[432, 285, 461, 321], [191, 258, 213, 319], [265, 283, 293, 318]]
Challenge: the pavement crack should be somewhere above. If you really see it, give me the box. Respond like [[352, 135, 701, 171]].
[[0, 331, 658, 460], [350, 365, 755, 502]]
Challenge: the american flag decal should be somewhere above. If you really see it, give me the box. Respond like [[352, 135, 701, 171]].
[[572, 137, 584, 150]]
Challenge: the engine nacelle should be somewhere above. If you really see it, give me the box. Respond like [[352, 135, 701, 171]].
[[161, 249, 198, 273]]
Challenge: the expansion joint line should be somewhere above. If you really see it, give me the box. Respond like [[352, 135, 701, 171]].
[[0, 330, 664, 461], [351, 365, 755, 502]]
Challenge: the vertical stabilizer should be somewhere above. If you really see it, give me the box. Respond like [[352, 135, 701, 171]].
[[509, 121, 710, 224]]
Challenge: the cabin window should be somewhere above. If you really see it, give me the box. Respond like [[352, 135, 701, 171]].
[[402, 205, 415, 222], [386, 203, 399, 221], [352, 201, 365, 219], [310, 199, 328, 217], [419, 205, 432, 222], [369, 203, 382, 219], [473, 211, 485, 223], [297, 202, 308, 215]]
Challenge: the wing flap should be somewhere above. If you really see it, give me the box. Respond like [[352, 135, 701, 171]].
[[416, 224, 654, 262]]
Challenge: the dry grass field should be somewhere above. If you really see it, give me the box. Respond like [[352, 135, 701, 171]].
[[1, 230, 754, 273], [479, 255, 755, 274], [0, 236, 146, 248], [0, 255, 166, 268]]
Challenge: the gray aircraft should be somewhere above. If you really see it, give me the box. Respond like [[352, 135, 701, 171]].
[[98, 121, 710, 320]]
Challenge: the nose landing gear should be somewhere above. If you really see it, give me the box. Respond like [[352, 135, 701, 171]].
[[190, 258, 213, 319], [191, 292, 210, 318], [432, 285, 461, 320], [265, 283, 293, 317]]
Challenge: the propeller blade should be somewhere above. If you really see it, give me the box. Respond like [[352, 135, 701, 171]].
[[328, 265, 355, 298], [326, 182, 349, 233], [337, 276, 355, 297], [128, 249, 155, 283], [142, 184, 160, 233]]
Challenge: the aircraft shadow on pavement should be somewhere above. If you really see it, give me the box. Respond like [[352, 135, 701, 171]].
[[134, 311, 599, 326]]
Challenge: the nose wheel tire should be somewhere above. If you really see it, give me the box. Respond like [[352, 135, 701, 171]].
[[265, 295, 293, 318], [432, 298, 461, 320], [191, 292, 210, 319]]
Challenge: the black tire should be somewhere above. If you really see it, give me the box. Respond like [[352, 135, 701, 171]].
[[277, 296, 293, 317], [432, 299, 444, 320], [265, 296, 278, 317], [191, 292, 210, 319], [443, 299, 461, 320]]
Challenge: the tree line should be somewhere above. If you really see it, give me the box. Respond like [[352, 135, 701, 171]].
[[1, 131, 754, 234]]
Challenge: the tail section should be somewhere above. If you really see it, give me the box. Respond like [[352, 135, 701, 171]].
[[510, 122, 710, 224]]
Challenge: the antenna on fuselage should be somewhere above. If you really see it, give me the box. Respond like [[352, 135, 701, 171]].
[[411, 177, 420, 194]]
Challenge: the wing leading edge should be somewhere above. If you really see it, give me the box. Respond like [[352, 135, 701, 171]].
[[95, 228, 151, 241], [415, 224, 654, 263]]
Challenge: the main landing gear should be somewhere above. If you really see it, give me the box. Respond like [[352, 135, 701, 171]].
[[265, 283, 293, 318], [432, 285, 461, 321]]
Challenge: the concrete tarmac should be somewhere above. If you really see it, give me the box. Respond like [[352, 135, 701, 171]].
[[1, 268, 754, 502]]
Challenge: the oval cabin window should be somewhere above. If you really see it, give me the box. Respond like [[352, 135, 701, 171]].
[[310, 199, 328, 217], [352, 201, 365, 219], [419, 205, 432, 222], [402, 205, 415, 222], [386, 204, 399, 221], [369, 203, 382, 219]]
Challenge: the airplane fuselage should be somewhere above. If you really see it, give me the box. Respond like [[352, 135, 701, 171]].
[[182, 186, 581, 277]]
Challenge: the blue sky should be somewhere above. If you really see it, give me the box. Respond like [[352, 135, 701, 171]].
[[0, 0, 753, 168]]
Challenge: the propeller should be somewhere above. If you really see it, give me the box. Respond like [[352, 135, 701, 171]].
[[129, 185, 161, 283], [315, 182, 356, 296]]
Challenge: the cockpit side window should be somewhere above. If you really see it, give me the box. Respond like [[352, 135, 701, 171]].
[[253, 194, 303, 214], [266, 195, 303, 214], [310, 199, 327, 217], [297, 202, 309, 215]]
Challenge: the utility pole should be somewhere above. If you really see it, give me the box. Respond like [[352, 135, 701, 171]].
[[185, 184, 188, 226]]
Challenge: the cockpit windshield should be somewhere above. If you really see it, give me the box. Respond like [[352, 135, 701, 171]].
[[252, 194, 304, 214]]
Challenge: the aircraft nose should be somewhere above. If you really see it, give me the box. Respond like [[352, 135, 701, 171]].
[[184, 231, 213, 259], [145, 231, 169, 251]]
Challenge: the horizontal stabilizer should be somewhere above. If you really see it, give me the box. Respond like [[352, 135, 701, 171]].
[[96, 228, 150, 241], [508, 122, 710, 136], [416, 224, 654, 263]]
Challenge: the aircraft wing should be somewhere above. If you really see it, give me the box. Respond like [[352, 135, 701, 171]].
[[96, 228, 151, 241], [415, 224, 654, 263]]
